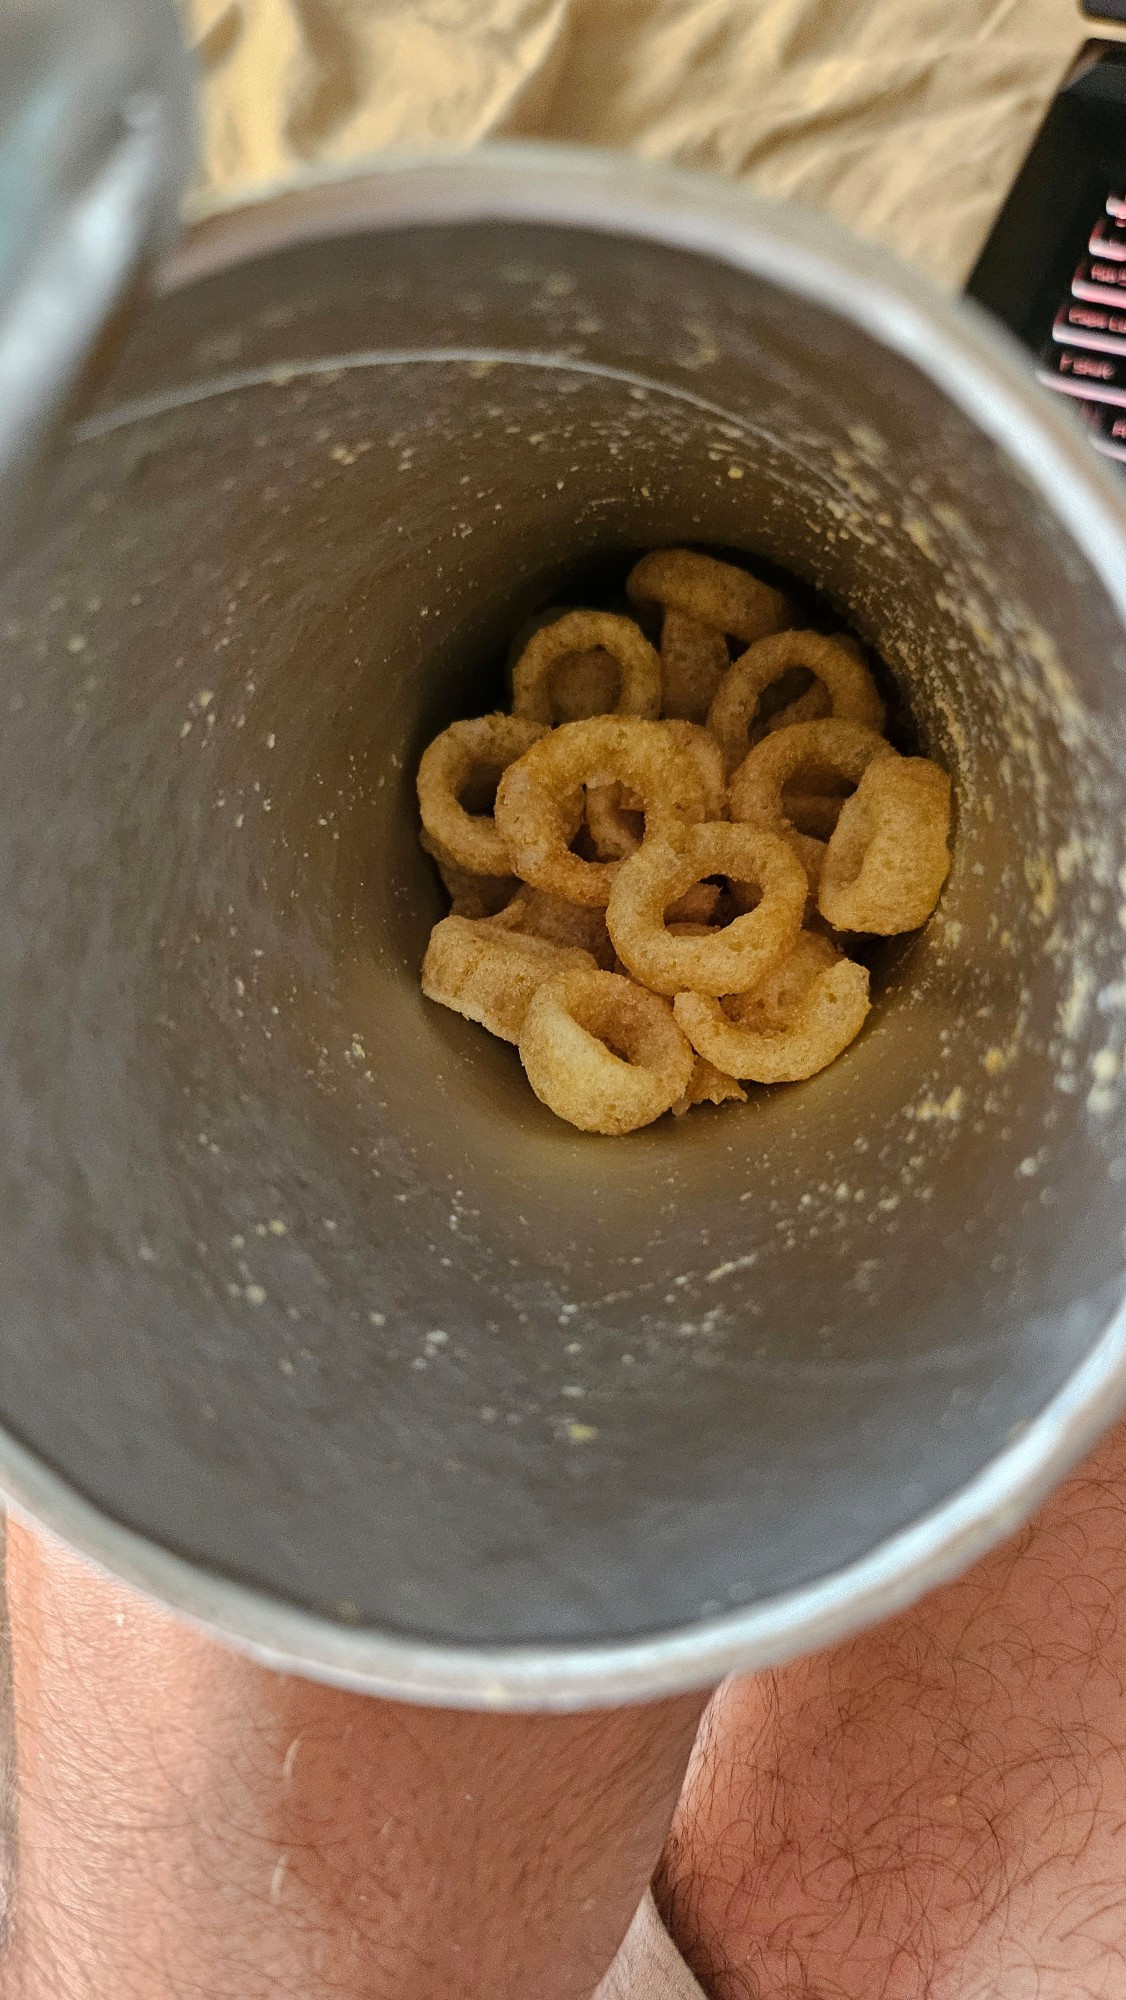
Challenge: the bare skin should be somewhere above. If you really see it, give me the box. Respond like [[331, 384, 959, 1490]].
[[656, 1419, 1126, 2000], [4, 1523, 706, 2000], [5, 1420, 1126, 1997]]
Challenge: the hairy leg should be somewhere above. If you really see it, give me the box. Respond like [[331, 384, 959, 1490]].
[[5, 1519, 706, 2000], [656, 1420, 1126, 2000]]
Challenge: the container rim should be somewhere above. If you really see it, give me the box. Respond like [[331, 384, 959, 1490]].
[[7, 142, 1126, 1708]]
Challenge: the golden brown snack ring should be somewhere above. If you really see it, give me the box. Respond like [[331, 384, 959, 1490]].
[[729, 718, 896, 887], [585, 781, 645, 861], [486, 883, 614, 969], [586, 722, 726, 861], [422, 915, 597, 1045], [663, 720, 728, 820], [420, 829, 517, 918], [511, 611, 661, 724], [659, 609, 730, 722], [731, 719, 894, 827], [728, 930, 841, 1026], [671, 1057, 748, 1114], [674, 933, 871, 1082], [550, 649, 621, 722], [708, 630, 886, 773], [494, 717, 709, 908], [783, 787, 850, 841], [505, 604, 621, 722], [417, 713, 546, 877], [666, 881, 722, 925], [606, 822, 807, 996], [818, 755, 952, 933], [627, 547, 789, 645], [518, 967, 695, 1134], [762, 631, 868, 740]]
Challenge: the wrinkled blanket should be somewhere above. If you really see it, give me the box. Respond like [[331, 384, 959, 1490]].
[[179, 0, 1084, 289]]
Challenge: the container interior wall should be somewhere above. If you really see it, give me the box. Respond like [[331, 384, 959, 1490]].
[[0, 220, 1123, 1645]]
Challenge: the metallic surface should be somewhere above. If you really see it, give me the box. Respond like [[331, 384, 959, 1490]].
[[0, 0, 192, 564], [1, 149, 1126, 1708]]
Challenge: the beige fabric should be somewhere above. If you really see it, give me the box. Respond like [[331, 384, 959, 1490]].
[[594, 1891, 706, 2000], [180, 0, 1082, 290]]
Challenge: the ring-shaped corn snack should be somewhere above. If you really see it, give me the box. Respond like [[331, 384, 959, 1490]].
[[783, 786, 850, 841], [708, 631, 886, 773], [674, 933, 870, 1082], [666, 881, 722, 925], [671, 1057, 748, 1114], [420, 829, 518, 918], [818, 755, 952, 933], [511, 611, 661, 724], [417, 713, 546, 876], [763, 633, 871, 742], [518, 967, 695, 1133], [505, 603, 621, 721], [728, 930, 841, 1025], [550, 647, 621, 722], [586, 780, 645, 861], [730, 718, 896, 887], [660, 608, 730, 722], [606, 822, 807, 996], [486, 883, 614, 968], [627, 547, 789, 645], [494, 717, 709, 908], [663, 720, 728, 821], [422, 915, 597, 1044]]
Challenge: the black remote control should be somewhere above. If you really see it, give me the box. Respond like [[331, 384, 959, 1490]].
[[967, 39, 1126, 468]]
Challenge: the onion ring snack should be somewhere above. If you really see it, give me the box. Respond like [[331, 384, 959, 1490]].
[[709, 630, 886, 773], [511, 611, 661, 724], [518, 967, 695, 1134], [486, 883, 614, 968], [818, 755, 952, 933], [674, 934, 871, 1082], [422, 915, 597, 1045], [606, 822, 807, 996], [417, 713, 546, 876], [627, 547, 790, 645], [659, 609, 730, 722], [730, 717, 896, 887], [494, 716, 709, 908]]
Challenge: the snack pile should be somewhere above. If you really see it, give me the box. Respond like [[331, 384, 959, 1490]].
[[416, 550, 951, 1134]]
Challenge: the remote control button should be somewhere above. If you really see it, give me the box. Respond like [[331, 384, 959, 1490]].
[[1038, 340, 1126, 407], [1107, 194, 1126, 222], [1068, 395, 1126, 463], [1089, 217, 1126, 262], [1071, 256, 1126, 307], [1054, 299, 1126, 357]]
